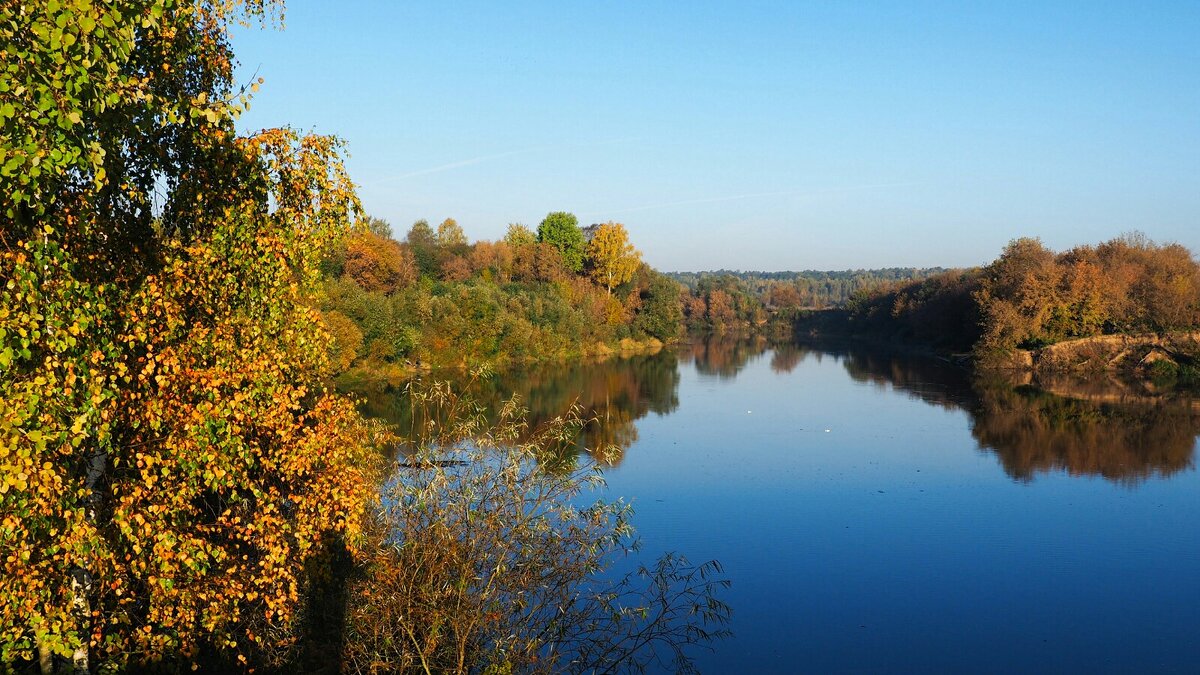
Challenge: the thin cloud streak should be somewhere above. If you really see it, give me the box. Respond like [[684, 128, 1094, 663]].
[[370, 138, 639, 185], [582, 182, 920, 218], [373, 147, 543, 183]]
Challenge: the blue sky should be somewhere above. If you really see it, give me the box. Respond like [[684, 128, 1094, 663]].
[[231, 1, 1199, 271]]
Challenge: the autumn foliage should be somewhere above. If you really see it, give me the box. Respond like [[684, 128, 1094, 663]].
[[975, 235, 1200, 350], [842, 234, 1200, 355], [343, 232, 418, 293], [680, 275, 765, 332], [586, 221, 642, 295], [1, 0, 378, 669], [318, 214, 683, 373]]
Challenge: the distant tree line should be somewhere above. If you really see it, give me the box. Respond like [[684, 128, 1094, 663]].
[[679, 274, 768, 333], [669, 268, 947, 309], [666, 268, 946, 333]]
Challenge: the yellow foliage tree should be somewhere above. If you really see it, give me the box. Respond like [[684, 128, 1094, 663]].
[[437, 217, 468, 250], [1, 1, 379, 670], [586, 222, 642, 295], [323, 310, 366, 372]]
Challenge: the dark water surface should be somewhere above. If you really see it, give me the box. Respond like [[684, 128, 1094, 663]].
[[370, 338, 1200, 673]]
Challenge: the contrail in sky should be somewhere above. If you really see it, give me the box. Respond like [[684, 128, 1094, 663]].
[[582, 182, 919, 217]]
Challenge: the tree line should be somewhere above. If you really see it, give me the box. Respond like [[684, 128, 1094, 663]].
[[670, 268, 947, 309], [667, 268, 947, 334], [837, 234, 1200, 357]]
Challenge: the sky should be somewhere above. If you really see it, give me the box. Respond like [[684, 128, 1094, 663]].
[[230, 1, 1200, 272]]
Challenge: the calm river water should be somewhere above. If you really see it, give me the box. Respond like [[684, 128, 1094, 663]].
[[366, 337, 1200, 673]]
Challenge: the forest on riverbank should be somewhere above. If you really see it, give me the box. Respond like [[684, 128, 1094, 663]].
[[317, 227, 965, 373], [806, 235, 1200, 382], [324, 222, 1200, 383], [318, 213, 684, 378]]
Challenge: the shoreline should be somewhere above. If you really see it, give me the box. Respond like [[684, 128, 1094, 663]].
[[334, 336, 677, 389]]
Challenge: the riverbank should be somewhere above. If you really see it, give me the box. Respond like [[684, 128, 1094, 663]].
[[791, 309, 1200, 389], [981, 332, 1200, 391], [984, 331, 1200, 371], [334, 336, 672, 390]]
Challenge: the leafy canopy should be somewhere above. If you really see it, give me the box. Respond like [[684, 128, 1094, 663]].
[[537, 211, 584, 272], [1, 0, 377, 669], [586, 221, 642, 294]]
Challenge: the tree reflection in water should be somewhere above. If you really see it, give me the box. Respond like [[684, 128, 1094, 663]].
[[682, 334, 769, 379], [832, 345, 1200, 484], [970, 380, 1198, 484], [356, 338, 1200, 484], [360, 350, 681, 467]]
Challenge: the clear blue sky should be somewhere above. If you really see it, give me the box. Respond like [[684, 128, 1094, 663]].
[[231, 1, 1199, 272]]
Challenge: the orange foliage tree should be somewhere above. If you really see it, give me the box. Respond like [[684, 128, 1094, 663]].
[[1, 0, 378, 670], [343, 231, 418, 293], [706, 290, 737, 328], [440, 254, 473, 282], [974, 235, 1200, 352]]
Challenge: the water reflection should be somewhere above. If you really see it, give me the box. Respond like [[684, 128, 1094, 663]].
[[359, 338, 1200, 484], [971, 379, 1198, 484], [681, 335, 769, 379], [820, 343, 1200, 484], [358, 350, 680, 466], [768, 342, 807, 374], [352, 338, 1200, 673]]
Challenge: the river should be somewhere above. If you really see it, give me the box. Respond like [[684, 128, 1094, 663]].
[[361, 336, 1200, 673]]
